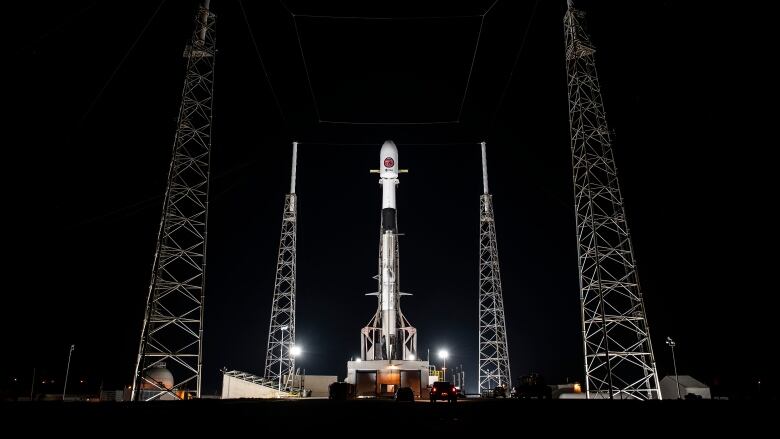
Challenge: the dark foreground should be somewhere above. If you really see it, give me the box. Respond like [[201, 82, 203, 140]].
[[4, 398, 775, 433]]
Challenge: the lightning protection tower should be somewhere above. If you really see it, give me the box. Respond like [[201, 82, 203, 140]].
[[477, 142, 512, 394], [263, 143, 299, 390], [132, 1, 215, 401], [564, 0, 661, 399]]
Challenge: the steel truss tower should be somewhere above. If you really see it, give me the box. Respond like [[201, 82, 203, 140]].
[[564, 1, 661, 400], [132, 2, 215, 401], [263, 143, 299, 390], [477, 142, 512, 393]]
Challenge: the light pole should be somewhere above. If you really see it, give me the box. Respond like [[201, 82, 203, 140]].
[[666, 337, 681, 399], [279, 326, 288, 391], [62, 344, 75, 401], [30, 367, 36, 401], [289, 345, 302, 393], [438, 350, 449, 381]]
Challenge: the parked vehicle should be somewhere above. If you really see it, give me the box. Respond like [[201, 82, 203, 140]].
[[511, 374, 552, 399], [430, 381, 457, 403], [328, 382, 355, 400], [394, 386, 414, 402]]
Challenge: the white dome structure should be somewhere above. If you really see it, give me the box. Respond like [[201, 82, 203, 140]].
[[142, 364, 174, 390]]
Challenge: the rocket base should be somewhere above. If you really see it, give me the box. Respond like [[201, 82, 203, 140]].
[[345, 360, 430, 398]]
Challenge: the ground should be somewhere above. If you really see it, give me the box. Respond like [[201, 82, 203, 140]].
[[4, 399, 775, 433]]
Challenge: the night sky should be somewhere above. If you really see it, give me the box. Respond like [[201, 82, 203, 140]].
[[5, 0, 771, 398]]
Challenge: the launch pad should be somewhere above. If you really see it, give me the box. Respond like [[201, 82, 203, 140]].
[[345, 141, 430, 398], [132, 0, 660, 403], [346, 360, 430, 398]]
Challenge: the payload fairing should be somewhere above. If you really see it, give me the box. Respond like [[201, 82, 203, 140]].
[[361, 141, 417, 361]]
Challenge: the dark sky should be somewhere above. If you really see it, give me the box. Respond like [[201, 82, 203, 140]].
[[5, 1, 771, 397]]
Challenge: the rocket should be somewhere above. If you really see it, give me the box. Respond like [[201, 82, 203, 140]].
[[378, 141, 399, 358], [362, 141, 417, 361]]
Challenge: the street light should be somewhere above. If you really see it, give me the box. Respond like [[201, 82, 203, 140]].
[[62, 344, 75, 401], [666, 336, 681, 399], [279, 326, 289, 391], [438, 350, 449, 381]]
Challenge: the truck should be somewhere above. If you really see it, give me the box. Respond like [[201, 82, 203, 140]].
[[511, 373, 552, 399]]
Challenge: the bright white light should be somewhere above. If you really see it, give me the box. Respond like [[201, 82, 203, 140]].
[[280, 325, 289, 331], [356, 358, 362, 362], [438, 350, 449, 359], [409, 354, 415, 360], [290, 345, 302, 356]]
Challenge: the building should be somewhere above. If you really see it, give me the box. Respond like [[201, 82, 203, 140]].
[[346, 359, 429, 398], [660, 375, 711, 399]]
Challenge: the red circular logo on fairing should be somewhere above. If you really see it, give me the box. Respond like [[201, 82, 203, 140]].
[[384, 157, 395, 168]]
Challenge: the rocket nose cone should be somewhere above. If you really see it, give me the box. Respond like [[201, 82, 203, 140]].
[[380, 140, 398, 171], [381, 140, 397, 155]]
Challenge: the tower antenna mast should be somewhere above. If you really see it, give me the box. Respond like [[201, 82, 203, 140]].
[[263, 142, 299, 391], [564, 0, 661, 400], [132, 0, 216, 401], [478, 142, 512, 394]]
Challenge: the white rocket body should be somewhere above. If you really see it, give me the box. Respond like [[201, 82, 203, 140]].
[[380, 141, 398, 208], [380, 232, 396, 351], [378, 141, 399, 358], [361, 141, 416, 361]]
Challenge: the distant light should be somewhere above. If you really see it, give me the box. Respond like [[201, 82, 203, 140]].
[[438, 350, 449, 360], [80, 380, 84, 384], [574, 383, 582, 393], [356, 358, 362, 362], [409, 354, 415, 360], [280, 325, 289, 331], [290, 345, 302, 357]]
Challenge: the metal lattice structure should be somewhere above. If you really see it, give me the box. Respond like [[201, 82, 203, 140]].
[[564, 1, 661, 400], [132, 3, 216, 401], [478, 142, 512, 393], [263, 143, 298, 390]]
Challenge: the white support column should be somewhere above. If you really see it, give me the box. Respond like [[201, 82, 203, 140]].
[[290, 142, 298, 195], [480, 142, 489, 195]]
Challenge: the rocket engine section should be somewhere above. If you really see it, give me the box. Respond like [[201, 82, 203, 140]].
[[361, 141, 417, 361]]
